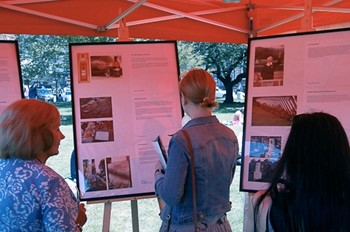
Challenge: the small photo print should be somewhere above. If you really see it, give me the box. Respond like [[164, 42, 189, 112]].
[[91, 55, 123, 78], [77, 53, 90, 83], [106, 156, 132, 190], [248, 158, 278, 183], [253, 46, 284, 87], [250, 136, 282, 159], [80, 97, 113, 119], [81, 120, 114, 143], [83, 158, 107, 192], [252, 95, 297, 126]]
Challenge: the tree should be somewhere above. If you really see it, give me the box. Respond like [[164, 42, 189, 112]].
[[191, 42, 247, 104], [17, 35, 114, 95], [177, 41, 203, 73], [4, 34, 247, 104]]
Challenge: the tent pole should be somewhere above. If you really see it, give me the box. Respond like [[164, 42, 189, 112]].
[[104, 0, 148, 30], [300, 0, 315, 32], [247, 3, 256, 38], [117, 18, 132, 42]]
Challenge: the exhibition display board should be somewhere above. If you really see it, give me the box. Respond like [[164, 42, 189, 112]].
[[0, 41, 23, 113], [241, 28, 350, 192], [69, 41, 182, 201]]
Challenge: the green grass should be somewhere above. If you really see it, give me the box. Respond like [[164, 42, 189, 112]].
[[46, 103, 245, 232]]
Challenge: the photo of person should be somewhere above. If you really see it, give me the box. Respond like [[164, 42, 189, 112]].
[[90, 55, 123, 78], [253, 46, 284, 87], [83, 158, 107, 192], [250, 136, 282, 159], [106, 156, 132, 189], [251, 95, 297, 126], [81, 120, 114, 143], [248, 158, 278, 182], [80, 97, 113, 119]]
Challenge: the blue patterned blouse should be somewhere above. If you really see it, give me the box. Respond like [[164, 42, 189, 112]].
[[0, 158, 80, 231]]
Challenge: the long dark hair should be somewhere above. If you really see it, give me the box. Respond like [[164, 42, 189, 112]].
[[254, 112, 350, 231]]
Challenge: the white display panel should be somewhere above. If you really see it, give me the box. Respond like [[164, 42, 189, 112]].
[[70, 41, 182, 201], [0, 41, 23, 113], [241, 28, 350, 192]]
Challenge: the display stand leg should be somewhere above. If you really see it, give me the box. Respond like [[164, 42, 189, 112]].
[[131, 199, 139, 232], [102, 201, 112, 232]]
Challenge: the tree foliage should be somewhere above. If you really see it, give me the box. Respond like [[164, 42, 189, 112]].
[[177, 41, 203, 73], [17, 35, 114, 93], [193, 42, 247, 103], [2, 34, 247, 104], [177, 41, 247, 103]]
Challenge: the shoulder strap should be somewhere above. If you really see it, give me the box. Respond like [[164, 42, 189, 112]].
[[181, 130, 198, 230]]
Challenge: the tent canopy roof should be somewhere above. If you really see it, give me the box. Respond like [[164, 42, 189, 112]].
[[1, 0, 350, 43]]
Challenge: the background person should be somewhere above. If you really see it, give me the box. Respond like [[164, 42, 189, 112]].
[[155, 68, 239, 231], [0, 99, 87, 231], [246, 112, 350, 231]]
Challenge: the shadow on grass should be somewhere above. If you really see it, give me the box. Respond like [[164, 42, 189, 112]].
[[54, 101, 72, 108], [214, 102, 245, 114], [55, 102, 73, 125], [60, 115, 73, 125]]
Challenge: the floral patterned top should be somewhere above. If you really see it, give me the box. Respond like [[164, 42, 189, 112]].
[[0, 158, 80, 231]]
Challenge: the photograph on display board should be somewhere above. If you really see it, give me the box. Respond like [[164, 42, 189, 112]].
[[253, 45, 285, 87], [251, 95, 297, 126], [248, 158, 278, 183], [106, 156, 132, 190], [77, 53, 90, 83], [80, 97, 113, 119], [91, 55, 123, 78], [83, 158, 107, 192], [249, 136, 282, 159], [70, 41, 182, 201], [81, 120, 114, 143]]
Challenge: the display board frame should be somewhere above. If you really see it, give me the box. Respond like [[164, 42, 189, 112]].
[[0, 40, 23, 113], [240, 27, 350, 192], [69, 41, 183, 201]]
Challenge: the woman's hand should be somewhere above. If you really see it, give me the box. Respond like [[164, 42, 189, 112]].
[[76, 203, 87, 231]]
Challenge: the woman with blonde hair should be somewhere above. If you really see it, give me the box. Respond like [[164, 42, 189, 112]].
[[155, 68, 239, 231], [0, 99, 87, 231]]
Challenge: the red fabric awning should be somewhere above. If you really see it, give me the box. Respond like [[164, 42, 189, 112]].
[[1, 0, 350, 43]]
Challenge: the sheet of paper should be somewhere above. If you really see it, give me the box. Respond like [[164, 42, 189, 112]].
[[71, 42, 182, 201]]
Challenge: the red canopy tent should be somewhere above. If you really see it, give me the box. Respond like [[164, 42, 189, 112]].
[[1, 0, 350, 43]]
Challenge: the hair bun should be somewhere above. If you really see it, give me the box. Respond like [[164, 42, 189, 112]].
[[200, 97, 218, 108], [202, 97, 210, 103]]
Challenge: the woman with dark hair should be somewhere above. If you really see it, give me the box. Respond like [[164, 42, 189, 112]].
[[246, 112, 350, 232]]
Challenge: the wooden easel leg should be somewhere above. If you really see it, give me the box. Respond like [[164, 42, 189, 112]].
[[131, 200, 139, 232], [102, 201, 112, 232]]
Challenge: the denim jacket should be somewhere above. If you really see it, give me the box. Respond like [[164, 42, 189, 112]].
[[155, 116, 239, 225]]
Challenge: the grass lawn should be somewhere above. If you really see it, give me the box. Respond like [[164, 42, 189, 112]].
[[46, 102, 246, 232]]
